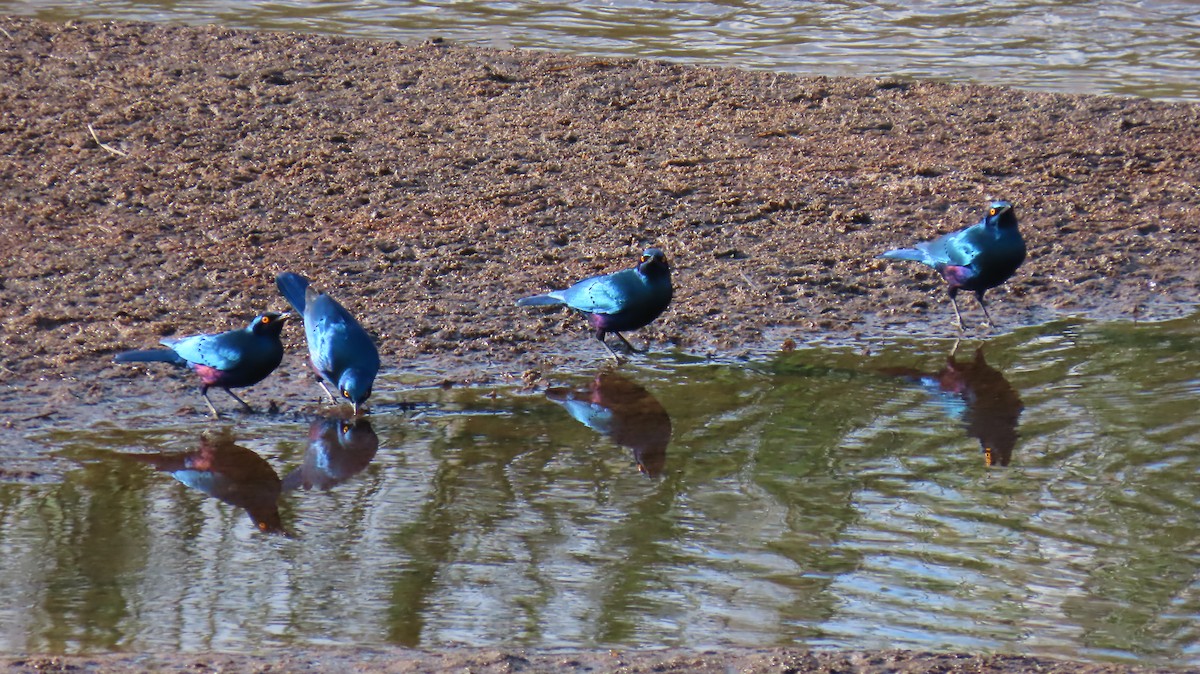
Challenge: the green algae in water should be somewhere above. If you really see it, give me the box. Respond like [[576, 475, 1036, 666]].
[[3, 315, 1199, 663]]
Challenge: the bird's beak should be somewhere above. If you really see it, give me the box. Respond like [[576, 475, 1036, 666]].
[[352, 401, 360, 416]]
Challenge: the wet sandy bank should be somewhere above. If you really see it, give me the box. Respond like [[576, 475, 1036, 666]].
[[5, 647, 1190, 674], [2, 17, 1198, 399]]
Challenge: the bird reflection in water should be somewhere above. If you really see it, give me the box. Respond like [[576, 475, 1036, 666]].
[[282, 416, 379, 491], [126, 429, 284, 533], [546, 371, 672, 477], [880, 343, 1023, 466]]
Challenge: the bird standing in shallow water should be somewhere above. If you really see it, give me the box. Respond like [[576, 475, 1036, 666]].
[[517, 248, 673, 360], [276, 272, 380, 415], [878, 201, 1026, 331], [114, 312, 288, 417]]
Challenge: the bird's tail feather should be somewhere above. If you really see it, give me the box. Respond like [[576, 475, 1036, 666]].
[[114, 349, 186, 365], [877, 248, 931, 264], [516, 294, 565, 307], [276, 272, 310, 313]]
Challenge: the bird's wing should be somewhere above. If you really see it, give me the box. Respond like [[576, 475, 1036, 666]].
[[305, 313, 350, 373], [918, 224, 986, 268], [305, 295, 379, 373], [560, 270, 635, 314], [165, 332, 245, 370]]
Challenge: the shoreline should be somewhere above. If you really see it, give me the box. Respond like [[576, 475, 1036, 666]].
[[5, 646, 1191, 674], [2, 14, 1196, 427]]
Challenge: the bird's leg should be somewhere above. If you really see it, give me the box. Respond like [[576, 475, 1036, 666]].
[[613, 332, 648, 354], [316, 377, 338, 403], [222, 388, 255, 413], [199, 387, 221, 419], [976, 291, 995, 328], [948, 288, 966, 333], [596, 332, 623, 363], [949, 338, 961, 358]]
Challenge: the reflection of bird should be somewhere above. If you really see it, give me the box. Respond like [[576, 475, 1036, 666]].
[[878, 201, 1026, 330], [546, 371, 672, 476], [276, 273, 380, 415], [881, 345, 1023, 466], [126, 430, 284, 533], [114, 313, 288, 417], [517, 249, 673, 360], [282, 417, 379, 491]]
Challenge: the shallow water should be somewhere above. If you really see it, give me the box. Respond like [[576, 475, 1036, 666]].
[[4, 314, 1200, 664], [2, 0, 1199, 101]]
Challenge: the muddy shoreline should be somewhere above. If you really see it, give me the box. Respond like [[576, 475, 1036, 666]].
[[5, 647, 1192, 674], [3, 17, 1199, 412], [2, 16, 1199, 673]]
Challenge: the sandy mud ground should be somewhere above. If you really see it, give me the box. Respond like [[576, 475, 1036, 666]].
[[4, 647, 1195, 674]]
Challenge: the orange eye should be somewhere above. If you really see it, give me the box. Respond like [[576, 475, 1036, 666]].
[[989, 208, 997, 216], [261, 316, 271, 324]]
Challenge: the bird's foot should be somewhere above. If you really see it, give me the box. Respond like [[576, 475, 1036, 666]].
[[614, 332, 648, 355], [949, 296, 967, 333], [976, 293, 996, 329], [316, 379, 339, 404], [222, 389, 256, 414], [201, 395, 222, 419], [599, 338, 625, 363]]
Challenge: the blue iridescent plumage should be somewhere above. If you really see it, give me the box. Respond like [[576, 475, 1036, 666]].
[[276, 272, 380, 415], [878, 200, 1026, 330], [114, 312, 289, 417], [517, 248, 673, 360]]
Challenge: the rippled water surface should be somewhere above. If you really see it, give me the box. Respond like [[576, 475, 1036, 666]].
[[2, 1, 1199, 100], [4, 315, 1200, 664]]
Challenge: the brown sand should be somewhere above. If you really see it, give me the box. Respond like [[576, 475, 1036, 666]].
[[4, 647, 1192, 674], [1, 16, 1199, 673]]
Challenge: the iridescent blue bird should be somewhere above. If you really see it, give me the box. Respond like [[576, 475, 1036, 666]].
[[878, 200, 1025, 330], [114, 312, 289, 417], [516, 248, 673, 360], [276, 272, 380, 415]]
